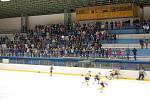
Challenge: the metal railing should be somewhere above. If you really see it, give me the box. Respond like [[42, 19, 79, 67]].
[[0, 55, 150, 71]]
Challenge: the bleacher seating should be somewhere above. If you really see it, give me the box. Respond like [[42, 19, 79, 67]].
[[108, 29, 145, 34], [0, 21, 150, 62]]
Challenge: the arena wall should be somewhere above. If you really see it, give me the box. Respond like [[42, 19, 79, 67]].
[[0, 13, 76, 32], [28, 13, 76, 29], [28, 13, 65, 29], [0, 6, 150, 32], [0, 63, 149, 80], [144, 6, 150, 19], [0, 17, 21, 32]]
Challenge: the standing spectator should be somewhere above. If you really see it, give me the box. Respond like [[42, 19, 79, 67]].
[[139, 39, 144, 49], [110, 21, 113, 29], [112, 48, 116, 58], [121, 48, 125, 59], [132, 48, 137, 60], [116, 49, 122, 59], [126, 48, 130, 60], [144, 39, 149, 49], [105, 49, 109, 58], [143, 24, 150, 34], [108, 48, 112, 58], [101, 48, 105, 58], [113, 34, 117, 41]]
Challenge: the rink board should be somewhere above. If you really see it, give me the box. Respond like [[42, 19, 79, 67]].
[[0, 63, 150, 80]]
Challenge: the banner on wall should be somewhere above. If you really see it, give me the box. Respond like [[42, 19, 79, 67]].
[[76, 3, 140, 21]]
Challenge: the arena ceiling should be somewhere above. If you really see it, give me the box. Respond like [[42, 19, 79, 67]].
[[0, 0, 150, 19]]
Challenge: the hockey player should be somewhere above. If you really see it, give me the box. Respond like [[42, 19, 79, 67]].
[[98, 76, 108, 93], [82, 71, 92, 86], [93, 72, 101, 85], [50, 65, 54, 77]]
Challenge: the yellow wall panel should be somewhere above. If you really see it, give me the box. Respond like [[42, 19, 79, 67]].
[[76, 3, 140, 21]]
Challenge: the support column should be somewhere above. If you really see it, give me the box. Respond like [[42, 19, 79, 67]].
[[140, 6, 144, 20], [21, 14, 29, 33], [130, 19, 133, 27], [64, 9, 72, 26]]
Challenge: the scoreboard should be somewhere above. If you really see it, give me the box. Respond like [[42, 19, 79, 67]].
[[76, 3, 140, 21]]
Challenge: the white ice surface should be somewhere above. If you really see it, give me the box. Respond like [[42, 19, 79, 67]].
[[0, 70, 150, 100]]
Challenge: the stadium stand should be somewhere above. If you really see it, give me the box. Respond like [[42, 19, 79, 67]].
[[0, 0, 150, 70]]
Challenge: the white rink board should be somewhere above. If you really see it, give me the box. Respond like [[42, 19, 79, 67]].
[[0, 63, 150, 80]]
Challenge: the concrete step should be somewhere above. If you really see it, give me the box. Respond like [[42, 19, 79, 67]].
[[103, 39, 150, 44], [117, 34, 150, 39], [103, 43, 141, 48]]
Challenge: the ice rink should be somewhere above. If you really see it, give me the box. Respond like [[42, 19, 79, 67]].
[[0, 70, 150, 100]]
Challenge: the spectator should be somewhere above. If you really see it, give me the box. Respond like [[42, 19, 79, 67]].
[[139, 39, 144, 49], [116, 49, 122, 59], [112, 48, 116, 58], [1, 20, 149, 59], [132, 48, 137, 60], [108, 48, 112, 58], [126, 48, 130, 60], [101, 48, 105, 58], [143, 24, 149, 34], [144, 39, 149, 49]]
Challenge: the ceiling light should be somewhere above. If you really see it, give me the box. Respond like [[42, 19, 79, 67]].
[[0, 0, 10, 1]]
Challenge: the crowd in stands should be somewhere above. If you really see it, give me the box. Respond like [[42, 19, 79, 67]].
[[0, 22, 115, 58], [0, 32, 137, 61], [73, 19, 150, 30], [0, 41, 138, 61], [0, 19, 150, 60], [108, 19, 150, 30], [139, 39, 149, 49]]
